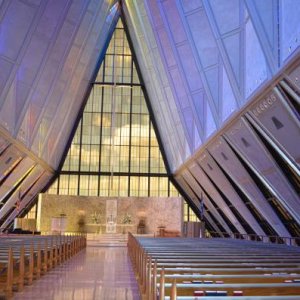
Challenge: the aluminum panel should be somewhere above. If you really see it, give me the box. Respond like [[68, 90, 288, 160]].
[[0, 171, 51, 230], [0, 136, 9, 154], [176, 175, 223, 235], [208, 137, 291, 237], [225, 118, 300, 223], [198, 151, 266, 236], [180, 170, 233, 234], [0, 0, 37, 61], [248, 89, 300, 164], [285, 62, 300, 92], [0, 164, 43, 221], [0, 146, 23, 182], [188, 162, 246, 234], [280, 0, 300, 62], [0, 156, 35, 204]]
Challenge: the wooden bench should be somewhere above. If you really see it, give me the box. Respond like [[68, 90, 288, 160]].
[[127, 233, 300, 299], [0, 234, 86, 298]]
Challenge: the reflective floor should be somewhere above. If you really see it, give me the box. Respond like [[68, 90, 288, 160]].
[[14, 241, 140, 300]]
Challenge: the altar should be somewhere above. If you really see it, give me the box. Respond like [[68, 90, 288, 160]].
[[37, 195, 183, 235]]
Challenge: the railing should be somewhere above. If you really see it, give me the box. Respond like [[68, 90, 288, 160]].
[[207, 231, 300, 246]]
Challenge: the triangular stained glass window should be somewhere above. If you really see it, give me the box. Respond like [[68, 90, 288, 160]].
[[47, 19, 179, 198]]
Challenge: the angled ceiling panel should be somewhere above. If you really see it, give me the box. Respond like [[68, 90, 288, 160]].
[[245, 0, 279, 72], [188, 162, 246, 234], [179, 171, 232, 235], [0, 164, 43, 222], [208, 137, 291, 237], [221, 66, 238, 121], [1, 170, 51, 230], [209, 0, 240, 35], [280, 0, 300, 63], [147, 0, 201, 151], [0, 0, 119, 169], [176, 177, 226, 236], [284, 61, 300, 93], [0, 80, 16, 134], [0, 58, 14, 105], [184, 6, 220, 123], [247, 88, 300, 165], [222, 33, 242, 89], [0, 136, 9, 154], [185, 8, 218, 69], [0, 156, 34, 205], [0, 0, 118, 226], [206, 0, 242, 89], [198, 151, 266, 236], [0, 0, 38, 65], [34, 1, 119, 167], [225, 119, 300, 224], [0, 146, 24, 182], [245, 12, 268, 98]]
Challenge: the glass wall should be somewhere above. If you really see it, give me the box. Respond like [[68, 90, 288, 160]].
[[183, 201, 200, 222], [47, 20, 179, 198]]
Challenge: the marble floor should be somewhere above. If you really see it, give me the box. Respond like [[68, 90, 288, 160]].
[[13, 240, 140, 300]]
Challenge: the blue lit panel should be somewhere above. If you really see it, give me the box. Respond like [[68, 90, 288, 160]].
[[245, 14, 268, 97], [281, 0, 300, 62]]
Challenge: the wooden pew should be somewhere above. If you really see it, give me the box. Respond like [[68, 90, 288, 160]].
[[0, 234, 86, 298], [127, 233, 300, 299]]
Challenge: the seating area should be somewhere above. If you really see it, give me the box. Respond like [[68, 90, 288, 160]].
[[0, 234, 86, 298], [128, 234, 300, 299]]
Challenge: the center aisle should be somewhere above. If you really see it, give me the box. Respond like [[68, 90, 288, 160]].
[[14, 235, 140, 300]]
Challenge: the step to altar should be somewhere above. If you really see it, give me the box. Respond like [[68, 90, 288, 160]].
[[87, 233, 128, 247]]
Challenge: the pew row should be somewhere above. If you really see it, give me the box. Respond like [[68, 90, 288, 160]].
[[0, 234, 86, 298], [127, 234, 300, 299]]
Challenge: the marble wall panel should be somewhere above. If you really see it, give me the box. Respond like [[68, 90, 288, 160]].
[[37, 194, 183, 235]]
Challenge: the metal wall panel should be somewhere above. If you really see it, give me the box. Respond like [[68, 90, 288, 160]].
[[188, 162, 246, 234], [198, 151, 266, 235], [0, 146, 23, 182], [247, 89, 300, 165], [0, 156, 35, 204], [208, 137, 291, 237], [0, 170, 51, 230], [0, 164, 43, 221], [0, 136, 9, 154], [175, 175, 221, 234], [180, 170, 233, 234], [285, 62, 300, 94], [225, 118, 300, 223]]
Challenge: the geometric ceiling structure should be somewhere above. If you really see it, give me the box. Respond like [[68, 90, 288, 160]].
[[123, 0, 300, 240], [0, 0, 299, 241], [0, 0, 120, 229]]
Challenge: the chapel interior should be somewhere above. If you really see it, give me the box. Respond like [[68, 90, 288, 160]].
[[0, 0, 300, 299]]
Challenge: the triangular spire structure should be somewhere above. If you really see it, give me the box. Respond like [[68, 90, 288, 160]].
[[47, 18, 179, 198]]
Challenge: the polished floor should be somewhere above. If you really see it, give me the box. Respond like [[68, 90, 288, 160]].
[[14, 237, 140, 300]]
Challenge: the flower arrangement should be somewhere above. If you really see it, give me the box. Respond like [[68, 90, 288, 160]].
[[91, 212, 101, 224], [122, 213, 132, 224]]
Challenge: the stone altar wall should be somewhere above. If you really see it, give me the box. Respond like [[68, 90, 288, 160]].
[[37, 194, 183, 234]]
